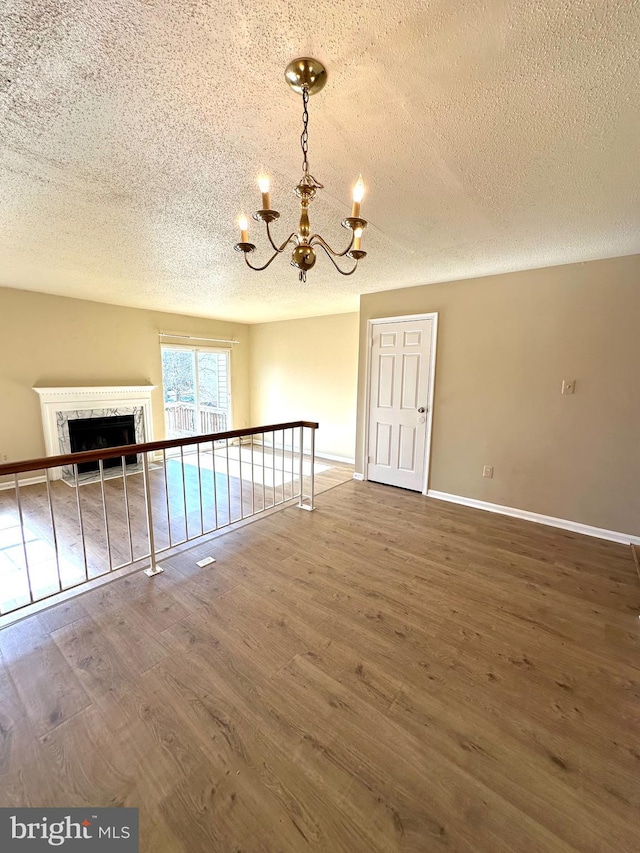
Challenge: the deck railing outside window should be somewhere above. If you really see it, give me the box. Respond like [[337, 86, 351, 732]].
[[0, 421, 317, 621], [164, 402, 228, 438]]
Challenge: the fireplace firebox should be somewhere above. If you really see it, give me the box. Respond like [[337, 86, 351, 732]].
[[68, 415, 138, 474]]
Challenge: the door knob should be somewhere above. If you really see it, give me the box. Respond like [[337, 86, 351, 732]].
[[418, 407, 426, 413]]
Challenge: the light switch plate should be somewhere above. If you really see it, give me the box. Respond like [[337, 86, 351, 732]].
[[561, 380, 576, 395]]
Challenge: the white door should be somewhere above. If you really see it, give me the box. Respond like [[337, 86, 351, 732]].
[[367, 317, 435, 491]]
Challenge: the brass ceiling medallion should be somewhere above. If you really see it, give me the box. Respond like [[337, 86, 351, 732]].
[[234, 57, 367, 283], [284, 57, 327, 95]]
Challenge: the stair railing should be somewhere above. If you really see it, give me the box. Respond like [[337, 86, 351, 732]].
[[0, 421, 318, 621]]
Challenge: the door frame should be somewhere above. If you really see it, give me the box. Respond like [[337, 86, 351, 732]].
[[364, 313, 438, 495]]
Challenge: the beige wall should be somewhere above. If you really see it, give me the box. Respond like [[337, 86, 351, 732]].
[[0, 287, 250, 466], [357, 254, 640, 536], [250, 313, 359, 460]]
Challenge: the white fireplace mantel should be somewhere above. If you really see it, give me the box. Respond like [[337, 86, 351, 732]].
[[34, 385, 157, 405], [33, 385, 157, 480]]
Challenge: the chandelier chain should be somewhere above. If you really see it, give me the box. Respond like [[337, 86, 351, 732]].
[[301, 86, 310, 176], [299, 86, 323, 189]]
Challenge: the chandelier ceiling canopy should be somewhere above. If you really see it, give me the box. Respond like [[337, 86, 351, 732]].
[[234, 58, 367, 282]]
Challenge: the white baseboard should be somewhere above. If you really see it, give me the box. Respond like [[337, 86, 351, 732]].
[[0, 475, 47, 491], [254, 436, 353, 465], [315, 451, 355, 465], [426, 489, 640, 546], [352, 472, 364, 481]]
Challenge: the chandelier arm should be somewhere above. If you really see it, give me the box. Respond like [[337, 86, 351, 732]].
[[313, 241, 359, 276], [265, 222, 298, 253], [309, 232, 354, 258], [244, 250, 282, 272]]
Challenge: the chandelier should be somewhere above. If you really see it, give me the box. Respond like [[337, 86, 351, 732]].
[[234, 58, 367, 282]]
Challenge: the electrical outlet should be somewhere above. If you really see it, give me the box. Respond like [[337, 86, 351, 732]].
[[561, 380, 576, 395], [483, 465, 493, 479], [0, 453, 7, 462]]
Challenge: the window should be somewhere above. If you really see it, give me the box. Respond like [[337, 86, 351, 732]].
[[161, 345, 231, 438]]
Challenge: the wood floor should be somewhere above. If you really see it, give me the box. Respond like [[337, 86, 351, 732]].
[[0, 480, 638, 852]]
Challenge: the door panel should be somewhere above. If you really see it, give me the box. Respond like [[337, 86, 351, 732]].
[[367, 318, 434, 491], [375, 423, 393, 467], [401, 353, 420, 409], [404, 329, 422, 347], [377, 355, 395, 408], [398, 424, 416, 471]]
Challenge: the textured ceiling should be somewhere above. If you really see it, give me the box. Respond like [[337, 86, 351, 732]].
[[1, 0, 639, 323]]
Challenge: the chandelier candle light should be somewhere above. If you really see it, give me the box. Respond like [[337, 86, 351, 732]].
[[234, 58, 368, 282]]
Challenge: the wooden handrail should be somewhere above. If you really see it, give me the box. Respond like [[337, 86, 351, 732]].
[[0, 421, 319, 477]]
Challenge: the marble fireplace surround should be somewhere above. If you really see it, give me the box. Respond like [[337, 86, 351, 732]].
[[33, 386, 156, 482]]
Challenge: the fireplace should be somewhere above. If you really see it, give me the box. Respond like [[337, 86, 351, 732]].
[[68, 414, 138, 474], [33, 385, 156, 482]]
